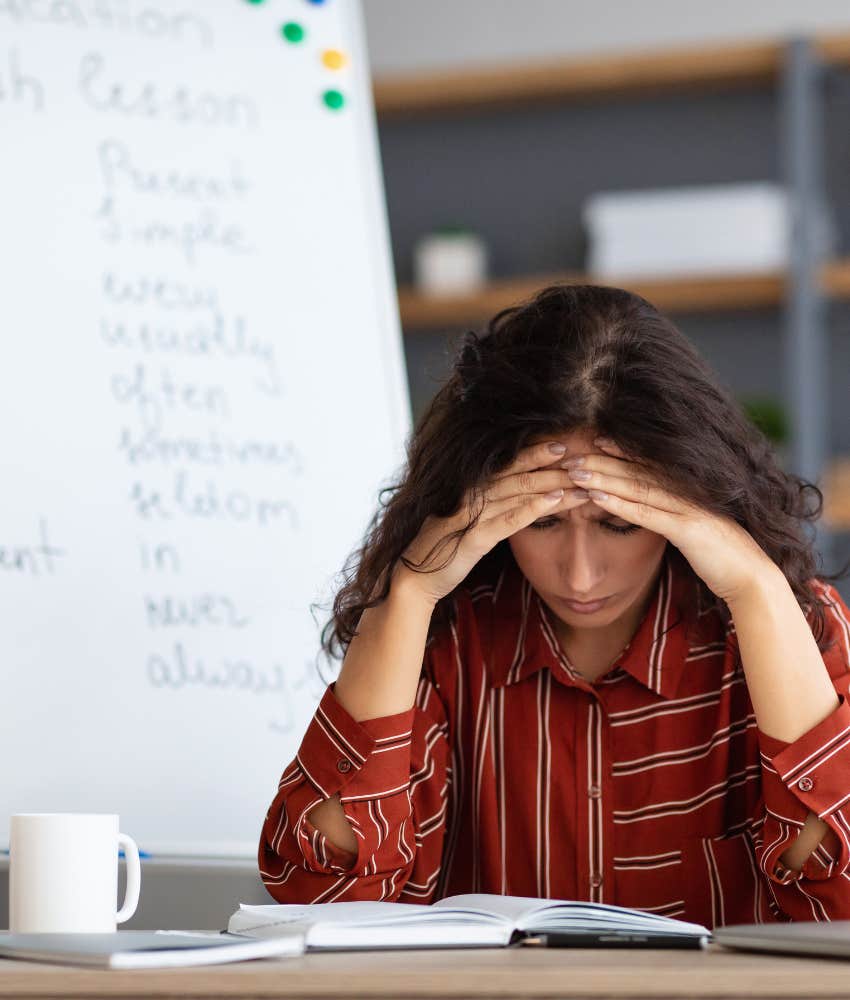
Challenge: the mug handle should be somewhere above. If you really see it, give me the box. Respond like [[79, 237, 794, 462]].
[[116, 833, 141, 924]]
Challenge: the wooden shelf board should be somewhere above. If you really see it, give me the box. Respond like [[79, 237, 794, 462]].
[[823, 457, 850, 530], [398, 259, 850, 329], [821, 258, 850, 298], [374, 33, 850, 118]]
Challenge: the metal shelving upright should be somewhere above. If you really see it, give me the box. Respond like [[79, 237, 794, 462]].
[[782, 37, 833, 572]]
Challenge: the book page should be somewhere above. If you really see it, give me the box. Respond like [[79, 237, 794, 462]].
[[434, 894, 543, 924], [230, 901, 421, 932], [227, 901, 513, 949], [437, 894, 709, 935]]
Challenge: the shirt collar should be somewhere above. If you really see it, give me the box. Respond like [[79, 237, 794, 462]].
[[485, 547, 696, 700]]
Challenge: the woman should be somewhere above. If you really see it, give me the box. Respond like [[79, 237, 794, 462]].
[[259, 284, 850, 927]]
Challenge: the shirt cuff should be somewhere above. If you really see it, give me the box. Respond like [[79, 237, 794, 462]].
[[758, 693, 850, 817], [757, 693, 850, 881], [295, 683, 416, 802]]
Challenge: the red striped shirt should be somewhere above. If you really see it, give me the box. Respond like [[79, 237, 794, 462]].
[[259, 548, 850, 927]]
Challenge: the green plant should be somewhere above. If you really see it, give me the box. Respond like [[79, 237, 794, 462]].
[[739, 395, 789, 445]]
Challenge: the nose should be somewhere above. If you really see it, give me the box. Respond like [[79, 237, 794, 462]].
[[561, 529, 606, 599]]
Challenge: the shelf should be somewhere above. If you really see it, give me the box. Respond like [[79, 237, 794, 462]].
[[374, 33, 850, 118], [397, 258, 850, 329]]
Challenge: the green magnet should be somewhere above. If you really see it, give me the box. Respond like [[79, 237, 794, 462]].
[[323, 89, 345, 110], [281, 22, 305, 42]]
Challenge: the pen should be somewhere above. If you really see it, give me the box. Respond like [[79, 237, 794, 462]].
[[523, 931, 709, 949]]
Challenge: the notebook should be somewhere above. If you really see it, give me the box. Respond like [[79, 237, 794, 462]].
[[714, 921, 850, 960], [227, 893, 712, 950], [0, 930, 305, 969]]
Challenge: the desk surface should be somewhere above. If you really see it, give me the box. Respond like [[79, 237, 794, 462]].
[[0, 943, 849, 999]]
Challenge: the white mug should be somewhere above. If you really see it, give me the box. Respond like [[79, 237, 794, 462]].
[[9, 813, 141, 933]]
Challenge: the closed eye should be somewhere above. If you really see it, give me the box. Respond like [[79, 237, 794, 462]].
[[529, 518, 640, 535]]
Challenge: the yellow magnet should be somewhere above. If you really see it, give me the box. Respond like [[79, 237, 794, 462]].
[[322, 49, 348, 70]]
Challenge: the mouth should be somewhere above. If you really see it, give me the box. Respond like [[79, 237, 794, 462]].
[[561, 594, 613, 613]]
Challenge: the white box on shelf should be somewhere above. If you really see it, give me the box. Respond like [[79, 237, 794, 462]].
[[413, 229, 488, 294], [582, 182, 792, 279]]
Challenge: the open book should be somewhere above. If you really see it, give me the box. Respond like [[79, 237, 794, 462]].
[[228, 894, 711, 950]]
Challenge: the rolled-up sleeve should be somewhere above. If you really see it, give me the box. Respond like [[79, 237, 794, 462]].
[[259, 667, 450, 904], [753, 582, 850, 918]]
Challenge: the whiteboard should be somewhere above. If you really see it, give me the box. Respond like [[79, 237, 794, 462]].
[[0, 0, 410, 857]]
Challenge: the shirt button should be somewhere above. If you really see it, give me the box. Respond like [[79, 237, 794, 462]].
[[797, 776, 813, 792], [589, 874, 603, 888], [588, 785, 602, 799], [336, 759, 352, 774]]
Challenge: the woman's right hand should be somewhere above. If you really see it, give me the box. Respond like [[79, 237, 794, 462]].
[[397, 441, 590, 606]]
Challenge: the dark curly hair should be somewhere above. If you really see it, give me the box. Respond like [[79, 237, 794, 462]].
[[315, 283, 847, 674]]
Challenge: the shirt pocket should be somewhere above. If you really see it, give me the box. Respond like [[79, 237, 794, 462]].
[[611, 846, 688, 920], [680, 829, 768, 930]]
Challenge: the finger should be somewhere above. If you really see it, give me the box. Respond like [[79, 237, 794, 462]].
[[585, 486, 679, 536], [584, 438, 658, 477], [563, 452, 636, 478], [494, 440, 572, 481], [480, 485, 590, 525], [484, 467, 578, 504], [570, 464, 691, 514], [593, 436, 625, 455], [564, 437, 652, 477], [486, 490, 590, 542], [593, 437, 642, 463]]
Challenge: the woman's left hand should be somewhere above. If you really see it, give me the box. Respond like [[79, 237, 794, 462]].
[[564, 437, 778, 605]]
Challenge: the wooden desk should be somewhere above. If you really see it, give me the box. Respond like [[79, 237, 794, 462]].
[[0, 943, 849, 999]]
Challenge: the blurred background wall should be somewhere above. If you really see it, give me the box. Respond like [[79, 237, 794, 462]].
[[361, 0, 850, 593], [362, 1, 850, 74]]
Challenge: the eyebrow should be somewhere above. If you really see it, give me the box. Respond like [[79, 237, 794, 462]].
[[539, 511, 622, 524]]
